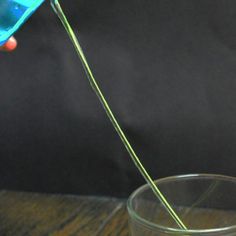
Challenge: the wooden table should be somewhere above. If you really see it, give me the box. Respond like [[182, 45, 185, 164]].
[[2, 190, 235, 236], [0, 190, 129, 236]]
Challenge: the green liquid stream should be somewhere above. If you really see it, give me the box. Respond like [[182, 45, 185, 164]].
[[50, 0, 187, 230]]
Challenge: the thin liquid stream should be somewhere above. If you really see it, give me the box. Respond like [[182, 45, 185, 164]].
[[50, 0, 187, 230]]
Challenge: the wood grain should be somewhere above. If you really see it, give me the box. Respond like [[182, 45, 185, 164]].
[[0, 190, 129, 236], [1, 190, 234, 236]]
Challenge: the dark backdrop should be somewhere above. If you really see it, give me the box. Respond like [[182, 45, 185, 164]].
[[0, 0, 236, 197]]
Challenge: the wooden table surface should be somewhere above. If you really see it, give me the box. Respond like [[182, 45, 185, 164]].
[[0, 190, 129, 236], [2, 190, 236, 236]]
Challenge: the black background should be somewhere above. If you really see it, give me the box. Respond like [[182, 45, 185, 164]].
[[1, 0, 236, 197]]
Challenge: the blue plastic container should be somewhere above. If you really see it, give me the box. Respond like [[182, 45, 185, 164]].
[[0, 0, 44, 45]]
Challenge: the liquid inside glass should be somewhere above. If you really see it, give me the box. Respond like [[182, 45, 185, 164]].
[[0, 0, 27, 33], [0, 0, 44, 45]]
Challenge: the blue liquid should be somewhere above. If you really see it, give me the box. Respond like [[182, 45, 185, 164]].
[[0, 0, 44, 45], [0, 1, 27, 32]]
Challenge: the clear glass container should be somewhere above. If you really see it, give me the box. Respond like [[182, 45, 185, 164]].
[[127, 174, 236, 235]]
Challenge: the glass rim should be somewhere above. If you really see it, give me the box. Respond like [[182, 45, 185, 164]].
[[127, 173, 236, 235]]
